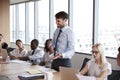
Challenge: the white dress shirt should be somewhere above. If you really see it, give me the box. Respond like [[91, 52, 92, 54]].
[[52, 25, 75, 58], [27, 47, 44, 64]]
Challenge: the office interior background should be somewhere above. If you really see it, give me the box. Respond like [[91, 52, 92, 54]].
[[0, 0, 120, 70]]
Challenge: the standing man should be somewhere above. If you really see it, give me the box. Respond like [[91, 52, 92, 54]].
[[51, 11, 75, 71]]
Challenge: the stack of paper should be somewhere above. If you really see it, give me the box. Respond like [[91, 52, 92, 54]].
[[26, 69, 42, 74], [9, 60, 25, 63], [76, 74, 96, 80]]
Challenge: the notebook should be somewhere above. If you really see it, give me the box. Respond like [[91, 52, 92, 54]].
[[60, 67, 79, 80]]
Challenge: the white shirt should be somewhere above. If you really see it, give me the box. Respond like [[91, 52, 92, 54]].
[[0, 49, 8, 60], [52, 25, 75, 58], [42, 51, 53, 68], [27, 47, 44, 62], [87, 59, 112, 80], [10, 48, 28, 57]]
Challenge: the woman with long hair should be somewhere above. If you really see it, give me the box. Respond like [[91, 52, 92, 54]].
[[40, 39, 54, 68], [80, 43, 111, 80]]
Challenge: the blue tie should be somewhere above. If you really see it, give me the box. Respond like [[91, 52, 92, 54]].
[[54, 29, 62, 56]]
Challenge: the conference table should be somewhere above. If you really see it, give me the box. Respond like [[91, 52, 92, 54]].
[[0, 60, 60, 80]]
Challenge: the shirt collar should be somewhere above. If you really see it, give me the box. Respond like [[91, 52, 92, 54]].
[[59, 25, 68, 32]]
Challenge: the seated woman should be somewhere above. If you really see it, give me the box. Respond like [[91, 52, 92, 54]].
[[117, 47, 120, 66], [0, 34, 8, 61], [10, 39, 28, 59], [80, 43, 111, 80], [40, 39, 54, 68]]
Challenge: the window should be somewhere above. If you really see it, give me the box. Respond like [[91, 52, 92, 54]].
[[98, 0, 120, 57], [37, 0, 49, 46], [18, 3, 25, 43], [10, 5, 16, 42], [53, 0, 68, 31], [10, 0, 119, 58], [28, 2, 34, 43], [73, 0, 93, 53]]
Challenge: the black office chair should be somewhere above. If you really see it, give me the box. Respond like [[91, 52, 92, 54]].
[[108, 70, 120, 80], [80, 58, 90, 76], [2, 42, 8, 50]]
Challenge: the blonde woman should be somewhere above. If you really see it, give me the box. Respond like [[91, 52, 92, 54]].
[[80, 43, 111, 80]]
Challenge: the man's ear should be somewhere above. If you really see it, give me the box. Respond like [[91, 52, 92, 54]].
[[64, 19, 68, 22]]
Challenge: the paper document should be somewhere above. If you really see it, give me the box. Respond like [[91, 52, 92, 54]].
[[76, 74, 96, 80], [19, 73, 44, 77], [9, 60, 25, 63], [26, 69, 42, 74]]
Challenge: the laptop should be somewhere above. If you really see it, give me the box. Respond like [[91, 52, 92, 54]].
[[60, 67, 79, 80]]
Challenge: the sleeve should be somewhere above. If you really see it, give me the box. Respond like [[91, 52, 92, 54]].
[[10, 49, 17, 56], [62, 29, 75, 58], [102, 62, 112, 75], [22, 49, 28, 57], [87, 60, 92, 69], [41, 52, 46, 62], [29, 50, 44, 60]]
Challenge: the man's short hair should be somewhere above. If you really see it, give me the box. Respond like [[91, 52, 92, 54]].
[[31, 39, 39, 46], [55, 11, 68, 20]]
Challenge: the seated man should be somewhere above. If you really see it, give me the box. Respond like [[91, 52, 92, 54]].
[[19, 39, 44, 65]]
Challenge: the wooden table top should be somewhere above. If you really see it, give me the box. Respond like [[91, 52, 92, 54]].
[[0, 60, 60, 80]]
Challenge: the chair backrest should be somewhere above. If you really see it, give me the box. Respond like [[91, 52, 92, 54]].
[[60, 67, 79, 80], [108, 70, 120, 80], [80, 58, 90, 76], [7, 47, 15, 55], [80, 58, 90, 71]]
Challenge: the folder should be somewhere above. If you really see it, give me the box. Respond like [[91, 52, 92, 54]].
[[26, 69, 42, 75], [18, 74, 44, 80]]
